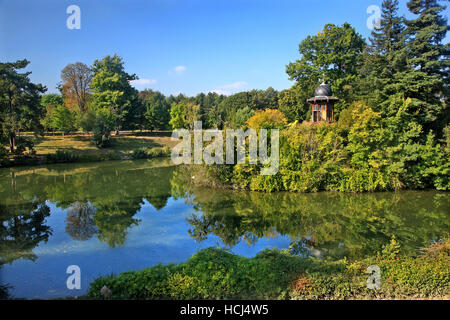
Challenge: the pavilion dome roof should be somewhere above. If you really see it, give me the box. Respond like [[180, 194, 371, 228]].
[[314, 83, 333, 97], [306, 82, 339, 103]]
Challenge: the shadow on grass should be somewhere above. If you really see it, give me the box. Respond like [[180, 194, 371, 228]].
[[110, 137, 162, 151], [129, 131, 172, 138]]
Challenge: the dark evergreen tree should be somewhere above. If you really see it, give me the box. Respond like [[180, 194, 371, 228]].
[[398, 0, 449, 134], [370, 0, 405, 54], [357, 0, 408, 113], [0, 60, 47, 153]]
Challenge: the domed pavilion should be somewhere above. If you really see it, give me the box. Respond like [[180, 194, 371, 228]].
[[307, 82, 339, 123]]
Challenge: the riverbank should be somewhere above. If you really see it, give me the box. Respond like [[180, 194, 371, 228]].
[[87, 237, 449, 300], [0, 131, 177, 167]]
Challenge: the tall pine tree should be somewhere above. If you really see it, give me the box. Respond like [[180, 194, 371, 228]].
[[398, 0, 449, 134], [370, 0, 405, 54], [357, 0, 407, 112]]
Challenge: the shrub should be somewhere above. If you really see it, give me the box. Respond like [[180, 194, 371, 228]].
[[46, 149, 79, 163], [92, 115, 112, 148], [88, 247, 304, 300], [131, 146, 171, 159]]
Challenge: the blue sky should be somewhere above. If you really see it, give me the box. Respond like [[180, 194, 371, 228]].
[[0, 0, 448, 96]]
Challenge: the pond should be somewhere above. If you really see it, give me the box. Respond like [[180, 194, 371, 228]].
[[0, 159, 449, 299]]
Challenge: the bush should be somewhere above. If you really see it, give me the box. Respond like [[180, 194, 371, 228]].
[[13, 137, 36, 156], [46, 149, 79, 163], [0, 146, 8, 160], [88, 239, 450, 300], [131, 146, 171, 159], [88, 247, 304, 300], [92, 115, 112, 148]]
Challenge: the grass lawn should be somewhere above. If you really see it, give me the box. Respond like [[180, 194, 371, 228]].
[[33, 131, 176, 159]]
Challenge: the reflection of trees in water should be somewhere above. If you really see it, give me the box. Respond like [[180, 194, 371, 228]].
[[186, 212, 265, 247], [2, 161, 175, 249], [146, 196, 169, 211], [172, 166, 450, 259], [0, 282, 12, 299], [0, 201, 52, 265], [93, 200, 142, 248], [65, 201, 97, 241], [0, 199, 53, 298]]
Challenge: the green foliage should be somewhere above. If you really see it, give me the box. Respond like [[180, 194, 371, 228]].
[[217, 88, 279, 128], [79, 108, 97, 133], [0, 145, 8, 160], [92, 113, 112, 148], [41, 94, 64, 132], [46, 149, 79, 163], [169, 102, 187, 130], [88, 239, 450, 300], [140, 89, 170, 131], [88, 247, 304, 299], [41, 94, 63, 109], [131, 146, 171, 159], [381, 235, 401, 260], [197, 99, 448, 193], [12, 137, 36, 156], [246, 109, 287, 130], [286, 23, 365, 116], [168, 100, 201, 130], [278, 84, 310, 123], [0, 59, 46, 153], [234, 106, 254, 129], [90, 54, 138, 135], [50, 105, 76, 134]]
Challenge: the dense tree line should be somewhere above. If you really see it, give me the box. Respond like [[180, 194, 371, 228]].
[[191, 0, 449, 192], [0, 0, 448, 193]]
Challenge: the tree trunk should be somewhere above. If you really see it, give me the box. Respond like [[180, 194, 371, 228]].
[[8, 92, 15, 153], [9, 133, 15, 153]]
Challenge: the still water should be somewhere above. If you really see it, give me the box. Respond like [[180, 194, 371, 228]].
[[0, 159, 449, 299]]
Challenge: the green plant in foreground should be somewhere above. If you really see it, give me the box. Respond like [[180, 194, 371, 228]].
[[88, 238, 449, 300]]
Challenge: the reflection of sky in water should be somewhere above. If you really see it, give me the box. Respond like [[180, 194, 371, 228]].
[[0, 198, 290, 299]]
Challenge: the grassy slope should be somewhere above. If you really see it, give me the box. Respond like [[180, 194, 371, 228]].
[[34, 131, 177, 159], [0, 131, 177, 166]]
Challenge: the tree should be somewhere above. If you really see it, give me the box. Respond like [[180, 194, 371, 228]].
[[169, 101, 200, 130], [278, 84, 311, 123], [90, 54, 138, 135], [140, 89, 170, 131], [41, 94, 64, 133], [0, 59, 46, 153], [357, 0, 407, 113], [286, 23, 365, 117], [60, 62, 93, 114], [234, 106, 254, 129], [51, 105, 76, 139], [169, 102, 186, 130], [398, 0, 449, 134], [370, 0, 405, 54], [202, 92, 225, 128], [246, 109, 287, 130], [184, 102, 201, 129]]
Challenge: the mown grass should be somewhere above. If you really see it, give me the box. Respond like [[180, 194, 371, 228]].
[[2, 131, 177, 166]]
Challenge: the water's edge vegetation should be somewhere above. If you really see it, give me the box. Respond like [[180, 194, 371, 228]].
[[87, 237, 449, 300]]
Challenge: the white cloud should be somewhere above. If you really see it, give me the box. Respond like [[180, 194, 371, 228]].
[[130, 78, 157, 86], [218, 81, 248, 90], [210, 81, 248, 96], [170, 65, 186, 75], [210, 89, 231, 95]]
